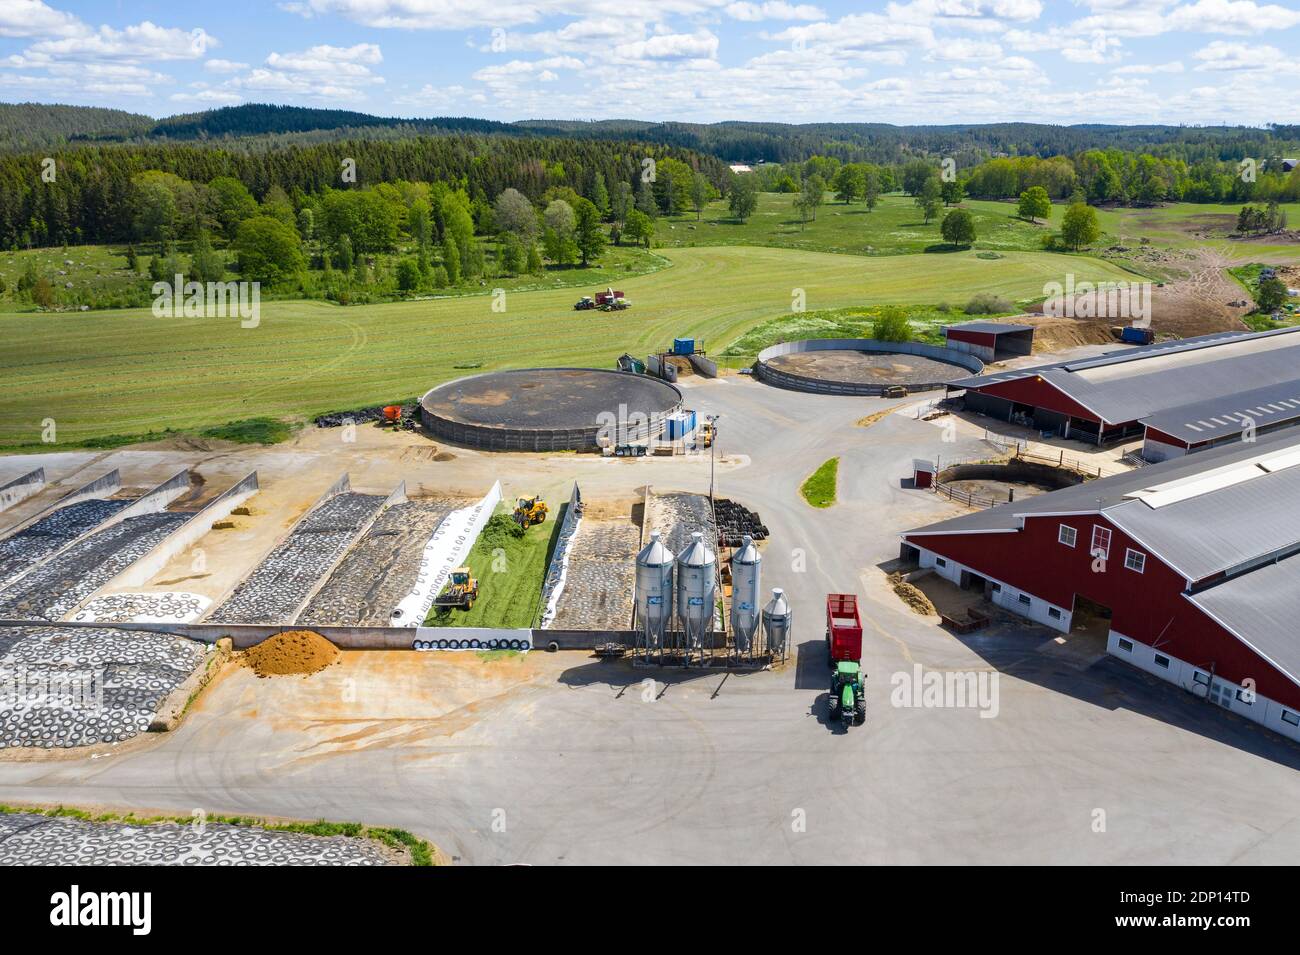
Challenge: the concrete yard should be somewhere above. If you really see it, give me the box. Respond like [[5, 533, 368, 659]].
[[1, 370, 1299, 864]]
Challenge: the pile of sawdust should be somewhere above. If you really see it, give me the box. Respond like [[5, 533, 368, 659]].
[[889, 573, 937, 616], [242, 630, 340, 678]]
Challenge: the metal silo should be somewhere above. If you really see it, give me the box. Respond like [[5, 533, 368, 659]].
[[730, 535, 762, 653], [635, 531, 675, 650], [676, 531, 717, 649], [762, 588, 792, 659]]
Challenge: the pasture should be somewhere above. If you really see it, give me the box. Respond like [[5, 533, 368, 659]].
[[0, 245, 1137, 449]]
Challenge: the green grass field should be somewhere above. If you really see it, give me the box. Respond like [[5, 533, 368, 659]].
[[0, 240, 667, 313], [658, 193, 1063, 256], [0, 244, 1139, 448]]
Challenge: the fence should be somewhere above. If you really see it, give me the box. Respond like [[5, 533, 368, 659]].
[[982, 431, 1102, 477], [933, 480, 1004, 509]]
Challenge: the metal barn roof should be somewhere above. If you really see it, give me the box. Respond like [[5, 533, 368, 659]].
[[904, 428, 1300, 582], [1188, 558, 1300, 691], [1141, 381, 1300, 444], [944, 322, 1034, 336], [949, 326, 1300, 425]]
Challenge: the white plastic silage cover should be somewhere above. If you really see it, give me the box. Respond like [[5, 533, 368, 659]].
[[538, 483, 582, 630], [390, 481, 501, 628]]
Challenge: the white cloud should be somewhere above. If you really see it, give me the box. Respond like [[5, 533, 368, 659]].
[[1192, 39, 1278, 70], [27, 21, 216, 61], [204, 58, 249, 73], [0, 0, 83, 38], [726, 1, 825, 20], [1113, 60, 1184, 74], [614, 31, 720, 61]]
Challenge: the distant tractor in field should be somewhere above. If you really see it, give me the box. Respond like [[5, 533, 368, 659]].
[[513, 495, 548, 529]]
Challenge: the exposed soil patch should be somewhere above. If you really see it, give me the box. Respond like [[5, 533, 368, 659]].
[[242, 630, 341, 678]]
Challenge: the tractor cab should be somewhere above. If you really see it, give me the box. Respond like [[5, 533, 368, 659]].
[[829, 660, 866, 728], [513, 495, 549, 529], [433, 566, 479, 611]]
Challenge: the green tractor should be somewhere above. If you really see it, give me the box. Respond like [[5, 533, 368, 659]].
[[829, 661, 866, 729]]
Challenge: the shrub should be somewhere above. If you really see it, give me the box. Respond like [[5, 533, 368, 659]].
[[964, 292, 1013, 314]]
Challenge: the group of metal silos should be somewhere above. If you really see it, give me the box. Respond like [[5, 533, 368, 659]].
[[634, 529, 791, 662]]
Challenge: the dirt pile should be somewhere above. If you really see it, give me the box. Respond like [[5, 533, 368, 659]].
[[890, 573, 937, 616], [242, 630, 340, 678]]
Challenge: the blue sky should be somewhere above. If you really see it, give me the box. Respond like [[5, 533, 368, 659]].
[[1, 0, 1298, 124]]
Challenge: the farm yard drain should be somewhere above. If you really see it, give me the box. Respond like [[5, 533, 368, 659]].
[[242, 631, 340, 678]]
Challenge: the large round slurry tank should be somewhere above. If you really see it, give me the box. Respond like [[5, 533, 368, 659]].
[[676, 531, 717, 648], [635, 531, 675, 648], [730, 535, 762, 652]]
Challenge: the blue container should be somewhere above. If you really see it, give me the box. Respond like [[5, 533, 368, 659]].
[[1120, 326, 1153, 344], [673, 337, 695, 356], [664, 410, 697, 441]]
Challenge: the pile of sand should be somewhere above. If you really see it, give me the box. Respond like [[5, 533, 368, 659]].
[[242, 630, 340, 678], [889, 573, 937, 616]]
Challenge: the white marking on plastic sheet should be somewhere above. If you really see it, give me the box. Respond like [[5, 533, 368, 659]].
[[389, 481, 501, 627], [538, 483, 582, 629]]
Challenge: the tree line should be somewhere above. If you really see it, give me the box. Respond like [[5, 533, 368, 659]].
[[0, 133, 730, 251]]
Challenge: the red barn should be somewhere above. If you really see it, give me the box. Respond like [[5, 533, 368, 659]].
[[949, 325, 1300, 445], [943, 322, 1034, 362], [901, 429, 1300, 743]]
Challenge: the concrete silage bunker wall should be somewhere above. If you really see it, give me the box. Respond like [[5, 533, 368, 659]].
[[755, 339, 984, 396], [0, 468, 121, 540], [419, 367, 684, 452], [100, 471, 261, 592], [0, 618, 632, 651], [0, 468, 45, 513]]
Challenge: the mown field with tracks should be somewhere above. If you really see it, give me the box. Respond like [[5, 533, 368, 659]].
[[0, 244, 1140, 448]]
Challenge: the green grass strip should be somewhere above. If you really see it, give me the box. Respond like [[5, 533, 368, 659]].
[[801, 457, 839, 508]]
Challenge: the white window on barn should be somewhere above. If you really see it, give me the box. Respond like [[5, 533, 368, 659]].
[[1058, 524, 1076, 547], [1124, 549, 1145, 573], [1091, 525, 1111, 560]]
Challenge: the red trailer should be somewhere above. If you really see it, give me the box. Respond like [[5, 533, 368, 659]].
[[825, 593, 863, 665]]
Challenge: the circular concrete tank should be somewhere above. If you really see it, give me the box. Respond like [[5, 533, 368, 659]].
[[419, 367, 684, 451], [755, 338, 983, 396]]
